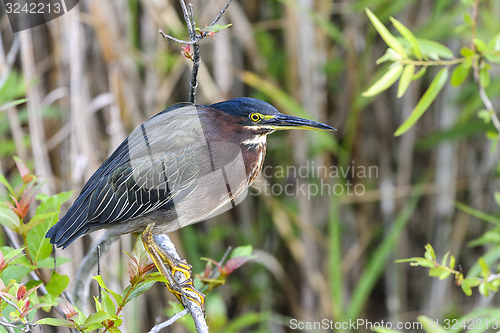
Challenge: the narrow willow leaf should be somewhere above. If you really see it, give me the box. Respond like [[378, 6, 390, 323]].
[[397, 64, 414, 97], [0, 98, 27, 111], [441, 252, 449, 267], [376, 48, 402, 64], [390, 17, 422, 59], [450, 62, 471, 86], [196, 23, 232, 34], [417, 39, 454, 59], [412, 66, 427, 80], [365, 9, 406, 56], [395, 68, 448, 136], [362, 64, 403, 97], [479, 67, 490, 87]]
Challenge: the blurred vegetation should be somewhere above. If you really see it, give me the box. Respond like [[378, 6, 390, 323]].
[[1, 0, 500, 332]]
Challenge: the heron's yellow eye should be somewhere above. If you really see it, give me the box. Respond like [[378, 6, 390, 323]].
[[250, 113, 261, 122]]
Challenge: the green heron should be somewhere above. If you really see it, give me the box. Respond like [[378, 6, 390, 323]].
[[46, 97, 334, 309]]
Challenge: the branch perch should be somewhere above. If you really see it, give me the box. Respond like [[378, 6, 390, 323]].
[[159, 0, 233, 104], [151, 234, 208, 333]]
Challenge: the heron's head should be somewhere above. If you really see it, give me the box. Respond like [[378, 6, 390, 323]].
[[210, 97, 335, 135]]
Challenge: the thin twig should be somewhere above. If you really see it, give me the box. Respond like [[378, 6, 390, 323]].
[[0, 317, 21, 333], [159, 0, 233, 104], [0, 294, 21, 311], [206, 0, 233, 28], [208, 246, 232, 280], [148, 309, 189, 333], [97, 245, 102, 305], [188, 3, 200, 104], [158, 31, 195, 45]]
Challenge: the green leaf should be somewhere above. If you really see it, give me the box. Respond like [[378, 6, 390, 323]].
[[196, 23, 232, 34], [449, 255, 455, 270], [45, 272, 69, 296], [2, 247, 24, 262], [441, 252, 449, 267], [438, 270, 451, 280], [0, 206, 20, 231], [26, 191, 72, 263], [19, 212, 57, 235], [36, 318, 76, 327], [365, 8, 406, 56], [417, 39, 454, 60], [478, 109, 492, 124], [395, 67, 448, 136], [101, 292, 116, 315], [424, 244, 436, 261], [450, 62, 471, 86], [230, 245, 254, 259], [94, 296, 103, 312], [82, 311, 112, 330], [0, 98, 27, 112], [488, 33, 500, 52], [494, 192, 500, 208], [466, 277, 480, 287], [93, 276, 123, 304], [479, 257, 490, 276], [473, 38, 488, 53], [376, 48, 402, 64], [460, 47, 475, 57], [418, 315, 447, 333], [455, 201, 500, 226], [461, 279, 472, 296], [412, 66, 427, 80], [479, 67, 490, 87], [362, 64, 403, 97], [397, 64, 414, 97], [0, 175, 14, 195], [429, 267, 446, 277], [123, 280, 156, 305], [390, 17, 422, 59]]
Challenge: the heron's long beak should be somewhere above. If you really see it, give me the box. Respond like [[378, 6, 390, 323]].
[[267, 114, 336, 131]]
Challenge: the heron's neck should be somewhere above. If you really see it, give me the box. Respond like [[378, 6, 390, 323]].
[[241, 134, 267, 147]]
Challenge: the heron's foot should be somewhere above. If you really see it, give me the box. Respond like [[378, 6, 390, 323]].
[[141, 225, 206, 312]]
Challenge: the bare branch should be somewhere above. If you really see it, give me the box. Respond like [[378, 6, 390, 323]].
[[0, 317, 21, 333], [158, 30, 196, 45], [206, 0, 233, 29], [153, 234, 208, 333], [148, 309, 189, 333]]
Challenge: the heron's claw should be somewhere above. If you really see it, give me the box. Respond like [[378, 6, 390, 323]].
[[142, 225, 205, 312]]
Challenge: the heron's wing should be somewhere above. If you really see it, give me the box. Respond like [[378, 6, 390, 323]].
[[47, 105, 206, 248]]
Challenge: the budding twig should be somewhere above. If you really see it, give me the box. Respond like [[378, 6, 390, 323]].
[[159, 0, 234, 104]]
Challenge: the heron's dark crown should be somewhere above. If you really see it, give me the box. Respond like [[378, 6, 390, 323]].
[[210, 97, 279, 118]]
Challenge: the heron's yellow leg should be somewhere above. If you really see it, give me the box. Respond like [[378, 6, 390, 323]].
[[142, 225, 205, 311]]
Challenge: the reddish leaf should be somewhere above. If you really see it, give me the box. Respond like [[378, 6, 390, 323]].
[[8, 185, 39, 219], [181, 45, 193, 60], [58, 298, 77, 319], [13, 157, 33, 184], [17, 285, 26, 300], [222, 256, 253, 276]]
